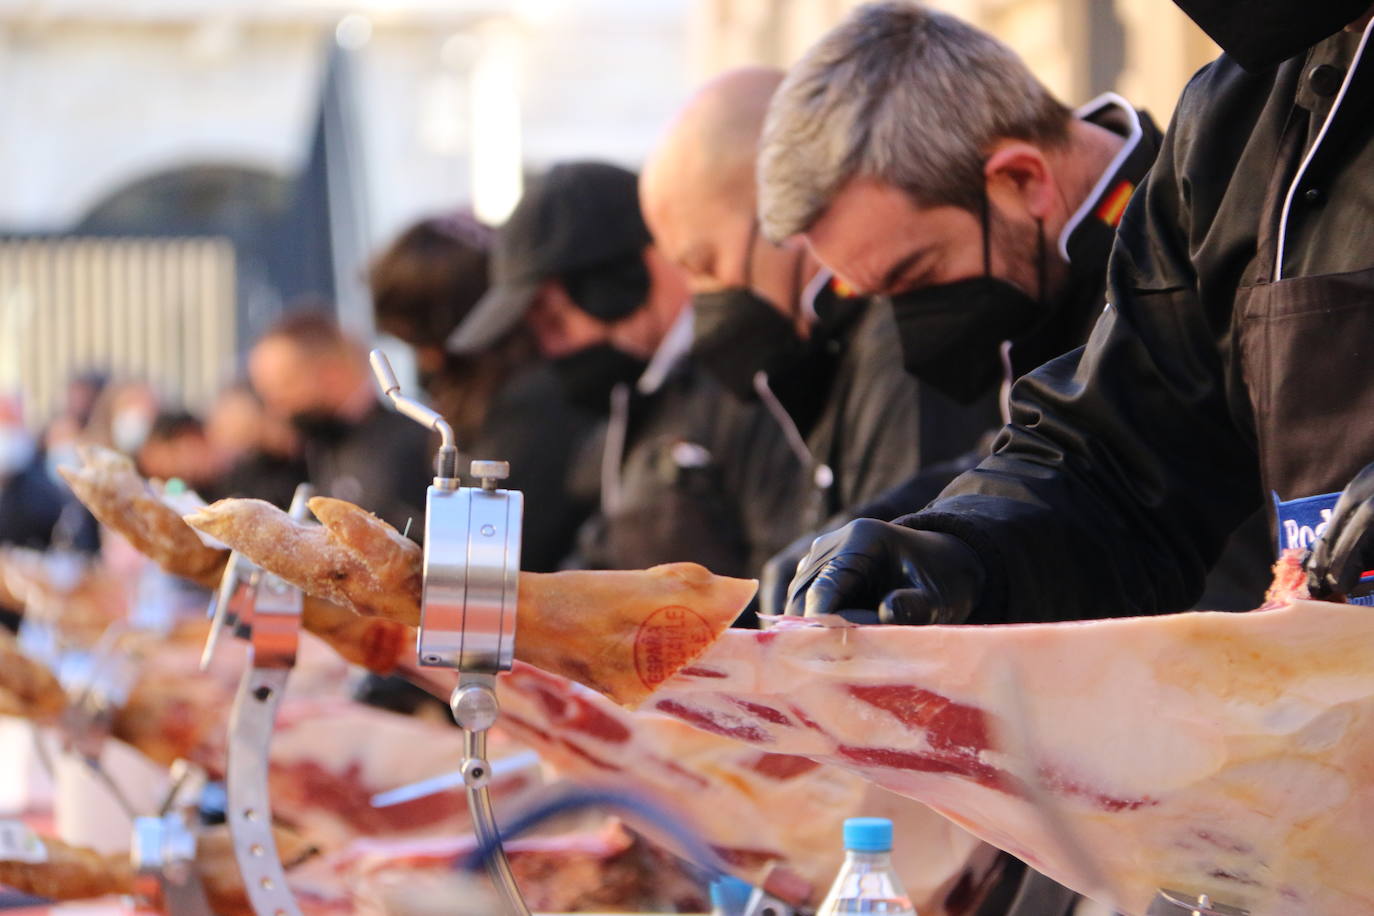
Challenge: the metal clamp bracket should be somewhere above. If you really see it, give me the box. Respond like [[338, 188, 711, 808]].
[[200, 550, 258, 672], [130, 760, 214, 916], [58, 628, 137, 762], [417, 478, 522, 673], [217, 485, 312, 916]]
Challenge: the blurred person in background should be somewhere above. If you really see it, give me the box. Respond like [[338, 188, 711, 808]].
[[368, 211, 600, 572], [447, 161, 805, 593], [0, 395, 66, 551], [36, 392, 103, 553], [135, 411, 231, 500], [248, 311, 430, 534], [205, 383, 305, 510], [641, 65, 995, 600], [84, 379, 161, 456], [63, 371, 108, 432]]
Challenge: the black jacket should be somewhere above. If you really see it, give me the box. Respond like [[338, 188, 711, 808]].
[[464, 363, 601, 572], [782, 291, 996, 529], [903, 33, 1374, 623], [303, 404, 432, 537], [577, 319, 807, 580]]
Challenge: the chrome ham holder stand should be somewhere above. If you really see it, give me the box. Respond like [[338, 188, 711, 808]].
[[200, 483, 315, 916], [43, 633, 218, 913], [130, 761, 215, 916], [369, 349, 531, 916]]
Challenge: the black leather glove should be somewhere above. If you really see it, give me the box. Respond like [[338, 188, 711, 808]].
[[784, 518, 985, 624], [759, 530, 823, 617], [1307, 463, 1374, 599]]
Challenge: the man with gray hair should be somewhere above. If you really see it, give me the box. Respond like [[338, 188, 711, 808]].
[[755, 2, 1275, 621], [758, 1, 1159, 407]]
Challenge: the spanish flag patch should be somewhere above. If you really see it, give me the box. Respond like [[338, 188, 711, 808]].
[[1095, 179, 1135, 228]]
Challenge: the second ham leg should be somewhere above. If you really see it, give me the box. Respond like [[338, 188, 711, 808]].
[[643, 601, 1374, 916]]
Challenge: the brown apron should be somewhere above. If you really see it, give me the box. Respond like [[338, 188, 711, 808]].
[[1235, 114, 1374, 593]]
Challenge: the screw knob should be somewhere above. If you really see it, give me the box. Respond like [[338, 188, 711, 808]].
[[470, 460, 510, 482], [450, 683, 500, 731]]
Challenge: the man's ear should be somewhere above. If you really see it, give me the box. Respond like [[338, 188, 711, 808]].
[[983, 141, 1055, 222]]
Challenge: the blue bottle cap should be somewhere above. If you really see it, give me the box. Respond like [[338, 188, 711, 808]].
[[710, 875, 754, 913], [843, 817, 893, 852]]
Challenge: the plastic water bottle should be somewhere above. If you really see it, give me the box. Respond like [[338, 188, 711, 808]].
[[816, 817, 917, 915]]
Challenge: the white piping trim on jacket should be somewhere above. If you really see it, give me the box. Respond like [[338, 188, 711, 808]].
[[1058, 93, 1144, 264], [1275, 17, 1374, 281]]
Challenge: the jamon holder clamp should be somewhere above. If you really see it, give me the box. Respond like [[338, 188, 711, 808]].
[[204, 484, 314, 916], [370, 349, 530, 916]]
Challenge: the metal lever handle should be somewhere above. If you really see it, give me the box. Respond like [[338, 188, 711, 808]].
[[369, 349, 459, 484], [371, 349, 449, 440]]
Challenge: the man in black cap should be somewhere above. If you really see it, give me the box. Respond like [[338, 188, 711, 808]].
[[450, 161, 805, 589]]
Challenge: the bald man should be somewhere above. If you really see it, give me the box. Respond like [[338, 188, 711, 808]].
[[641, 67, 998, 612], [641, 67, 812, 347]]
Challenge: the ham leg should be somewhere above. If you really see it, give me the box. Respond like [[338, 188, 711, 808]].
[[639, 598, 1374, 916], [186, 496, 757, 706]]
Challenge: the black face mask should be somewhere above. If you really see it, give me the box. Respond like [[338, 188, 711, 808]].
[[289, 409, 351, 444], [689, 221, 812, 403], [1173, 0, 1370, 72], [551, 344, 647, 415], [889, 196, 1043, 405], [691, 288, 808, 402]]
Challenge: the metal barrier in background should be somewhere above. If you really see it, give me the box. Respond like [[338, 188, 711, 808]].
[[0, 236, 237, 425]]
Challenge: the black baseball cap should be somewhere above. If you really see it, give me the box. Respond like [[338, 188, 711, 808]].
[[446, 161, 653, 354]]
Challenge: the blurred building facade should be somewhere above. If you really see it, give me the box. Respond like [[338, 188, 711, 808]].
[[0, 0, 692, 244], [0, 0, 693, 423], [690, 0, 1219, 121], [0, 0, 1214, 425]]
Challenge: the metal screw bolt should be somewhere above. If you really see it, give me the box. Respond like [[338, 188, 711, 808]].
[[450, 684, 499, 731]]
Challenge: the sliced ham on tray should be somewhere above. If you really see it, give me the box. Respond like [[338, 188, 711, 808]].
[[491, 662, 999, 914], [291, 818, 707, 915], [636, 586, 1374, 916]]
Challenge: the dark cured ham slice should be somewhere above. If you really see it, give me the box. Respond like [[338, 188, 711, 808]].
[[643, 599, 1374, 916]]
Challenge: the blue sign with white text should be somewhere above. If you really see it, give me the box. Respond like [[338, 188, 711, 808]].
[[1274, 490, 1374, 605]]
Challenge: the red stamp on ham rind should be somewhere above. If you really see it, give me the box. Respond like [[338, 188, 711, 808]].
[[634, 605, 713, 691]]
